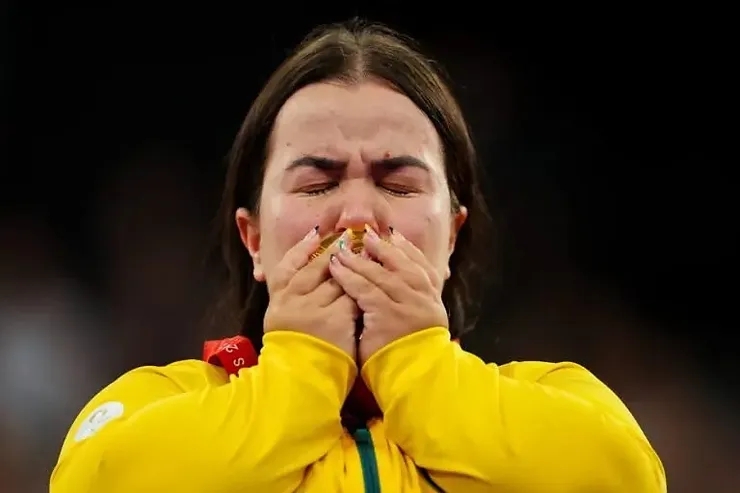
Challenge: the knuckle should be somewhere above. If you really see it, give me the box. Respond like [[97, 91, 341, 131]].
[[288, 277, 307, 293], [428, 271, 442, 289], [407, 268, 429, 289], [272, 265, 293, 285], [365, 285, 381, 301]]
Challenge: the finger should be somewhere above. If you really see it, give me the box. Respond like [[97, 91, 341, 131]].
[[329, 293, 361, 320], [388, 229, 442, 289], [336, 249, 413, 298], [270, 226, 321, 291], [312, 278, 344, 307], [329, 253, 395, 307], [362, 226, 432, 290], [361, 224, 409, 271], [388, 229, 426, 267], [288, 230, 352, 295]]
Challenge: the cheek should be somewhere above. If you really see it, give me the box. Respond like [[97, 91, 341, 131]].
[[392, 196, 450, 260], [261, 195, 323, 263]]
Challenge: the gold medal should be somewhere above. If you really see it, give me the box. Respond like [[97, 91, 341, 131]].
[[309, 228, 366, 261]]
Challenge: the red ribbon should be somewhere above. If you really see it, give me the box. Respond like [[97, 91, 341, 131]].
[[203, 336, 259, 375]]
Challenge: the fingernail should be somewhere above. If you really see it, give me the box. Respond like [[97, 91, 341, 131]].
[[364, 224, 379, 239], [330, 253, 339, 263], [304, 225, 319, 240], [337, 230, 350, 251]]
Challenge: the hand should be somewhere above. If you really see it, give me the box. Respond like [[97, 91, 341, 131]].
[[264, 228, 360, 358], [329, 225, 448, 364]]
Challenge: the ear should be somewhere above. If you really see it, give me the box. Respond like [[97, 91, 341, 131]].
[[444, 205, 468, 280], [235, 207, 265, 282]]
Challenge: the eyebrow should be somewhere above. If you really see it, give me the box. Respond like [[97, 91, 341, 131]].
[[286, 154, 431, 172], [286, 156, 344, 172]]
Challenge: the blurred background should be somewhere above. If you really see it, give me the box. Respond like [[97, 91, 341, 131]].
[[1, 5, 736, 492]]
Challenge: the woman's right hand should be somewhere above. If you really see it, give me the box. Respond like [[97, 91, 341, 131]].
[[264, 227, 359, 358]]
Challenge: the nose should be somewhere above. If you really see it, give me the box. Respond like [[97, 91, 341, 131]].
[[333, 180, 387, 234]]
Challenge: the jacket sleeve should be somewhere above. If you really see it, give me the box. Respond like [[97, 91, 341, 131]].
[[361, 327, 666, 493], [50, 331, 356, 493]]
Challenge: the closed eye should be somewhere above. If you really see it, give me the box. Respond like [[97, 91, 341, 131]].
[[301, 182, 338, 196], [380, 184, 415, 197], [297, 178, 420, 198]]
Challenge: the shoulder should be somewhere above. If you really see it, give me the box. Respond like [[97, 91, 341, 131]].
[[60, 360, 228, 451], [139, 358, 232, 388], [103, 358, 230, 393], [94, 359, 231, 404], [498, 360, 637, 421], [498, 360, 588, 379]]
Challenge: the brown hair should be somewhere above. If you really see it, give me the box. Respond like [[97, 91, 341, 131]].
[[207, 19, 492, 349]]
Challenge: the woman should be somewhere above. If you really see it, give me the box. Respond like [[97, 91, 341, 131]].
[[50, 19, 666, 493]]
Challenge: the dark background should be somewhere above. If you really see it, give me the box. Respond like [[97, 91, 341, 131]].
[[1, 5, 736, 491]]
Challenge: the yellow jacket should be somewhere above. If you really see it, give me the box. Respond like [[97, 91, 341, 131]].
[[50, 327, 666, 492]]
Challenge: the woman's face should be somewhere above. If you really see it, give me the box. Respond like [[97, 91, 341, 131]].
[[236, 80, 467, 291]]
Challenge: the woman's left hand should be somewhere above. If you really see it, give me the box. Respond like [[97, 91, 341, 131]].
[[329, 225, 449, 365]]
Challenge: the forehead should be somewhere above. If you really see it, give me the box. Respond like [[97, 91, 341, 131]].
[[269, 80, 443, 164]]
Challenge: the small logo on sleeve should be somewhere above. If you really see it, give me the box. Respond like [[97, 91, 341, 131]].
[[74, 401, 125, 442]]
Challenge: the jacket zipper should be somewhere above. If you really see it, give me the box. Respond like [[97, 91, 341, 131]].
[[353, 427, 381, 493]]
